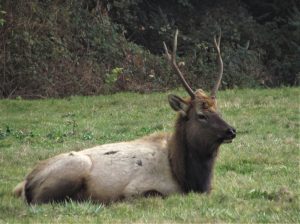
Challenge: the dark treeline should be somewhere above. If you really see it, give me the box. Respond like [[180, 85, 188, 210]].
[[0, 0, 299, 98]]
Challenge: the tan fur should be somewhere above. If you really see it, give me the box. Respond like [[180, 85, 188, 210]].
[[24, 151, 92, 203], [14, 134, 181, 204], [12, 181, 26, 197], [193, 89, 217, 111]]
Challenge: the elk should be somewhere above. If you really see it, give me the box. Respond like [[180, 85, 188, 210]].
[[13, 30, 236, 204]]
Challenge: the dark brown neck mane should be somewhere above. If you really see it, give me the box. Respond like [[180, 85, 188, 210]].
[[168, 114, 220, 193]]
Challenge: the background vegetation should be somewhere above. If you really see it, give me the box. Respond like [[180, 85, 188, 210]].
[[0, 88, 299, 223], [0, 0, 299, 98]]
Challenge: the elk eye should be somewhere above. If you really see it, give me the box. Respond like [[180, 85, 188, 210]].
[[197, 113, 207, 120]]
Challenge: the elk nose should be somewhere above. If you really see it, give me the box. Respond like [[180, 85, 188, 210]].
[[226, 128, 236, 139]]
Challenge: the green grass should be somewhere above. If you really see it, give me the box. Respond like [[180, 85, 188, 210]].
[[0, 88, 299, 223]]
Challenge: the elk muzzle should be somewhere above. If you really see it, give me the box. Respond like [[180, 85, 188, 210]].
[[222, 127, 236, 143]]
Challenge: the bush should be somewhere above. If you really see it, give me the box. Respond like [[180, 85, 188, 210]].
[[0, 0, 298, 98], [0, 0, 171, 98]]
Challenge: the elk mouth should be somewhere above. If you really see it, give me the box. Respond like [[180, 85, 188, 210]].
[[219, 128, 236, 144], [217, 137, 233, 144], [222, 139, 233, 144], [219, 137, 234, 144]]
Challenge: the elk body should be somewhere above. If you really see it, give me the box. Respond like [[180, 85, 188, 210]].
[[13, 30, 236, 204]]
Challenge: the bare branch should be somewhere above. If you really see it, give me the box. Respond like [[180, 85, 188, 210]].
[[211, 29, 223, 98], [172, 29, 178, 64], [163, 42, 171, 61]]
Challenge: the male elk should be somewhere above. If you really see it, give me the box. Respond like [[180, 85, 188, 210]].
[[13, 30, 236, 204]]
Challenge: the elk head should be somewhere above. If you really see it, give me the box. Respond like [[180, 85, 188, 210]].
[[164, 30, 236, 155]]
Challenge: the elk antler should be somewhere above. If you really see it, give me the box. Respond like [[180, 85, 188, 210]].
[[210, 29, 223, 99], [163, 29, 195, 98]]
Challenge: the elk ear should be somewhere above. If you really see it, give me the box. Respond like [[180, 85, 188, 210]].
[[168, 94, 189, 116]]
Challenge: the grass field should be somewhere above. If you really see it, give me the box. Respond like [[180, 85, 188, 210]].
[[0, 88, 299, 223]]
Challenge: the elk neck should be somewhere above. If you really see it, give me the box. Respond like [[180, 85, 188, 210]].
[[168, 114, 220, 193]]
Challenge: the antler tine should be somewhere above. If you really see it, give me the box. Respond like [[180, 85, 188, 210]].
[[163, 29, 195, 98], [211, 29, 223, 99]]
